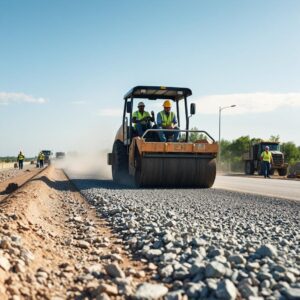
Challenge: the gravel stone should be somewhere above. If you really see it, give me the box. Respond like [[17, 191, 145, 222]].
[[205, 261, 226, 278], [282, 288, 300, 300], [0, 256, 11, 271], [135, 283, 168, 299], [255, 244, 278, 258], [105, 263, 125, 278], [216, 279, 237, 300]]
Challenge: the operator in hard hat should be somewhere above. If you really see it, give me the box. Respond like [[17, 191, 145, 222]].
[[157, 100, 179, 142], [260, 146, 273, 178], [132, 102, 155, 137], [17, 151, 25, 170]]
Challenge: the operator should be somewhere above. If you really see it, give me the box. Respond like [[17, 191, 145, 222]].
[[157, 100, 179, 142], [132, 102, 154, 137], [260, 146, 273, 178], [38, 151, 45, 168], [17, 151, 25, 170]]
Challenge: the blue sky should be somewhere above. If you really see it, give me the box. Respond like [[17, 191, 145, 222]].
[[0, 0, 300, 156]]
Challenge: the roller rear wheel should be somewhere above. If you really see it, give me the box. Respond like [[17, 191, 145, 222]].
[[112, 140, 128, 184]]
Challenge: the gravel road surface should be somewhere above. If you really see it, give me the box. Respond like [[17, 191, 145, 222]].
[[68, 171, 300, 300]]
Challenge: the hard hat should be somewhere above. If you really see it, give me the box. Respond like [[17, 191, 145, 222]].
[[138, 102, 145, 107], [265, 146, 269, 150], [163, 100, 172, 108]]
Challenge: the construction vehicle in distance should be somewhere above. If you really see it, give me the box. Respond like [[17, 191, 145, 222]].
[[242, 141, 288, 176], [41, 150, 52, 165], [55, 152, 66, 159], [107, 86, 218, 188]]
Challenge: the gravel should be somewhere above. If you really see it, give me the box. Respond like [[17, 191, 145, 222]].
[[71, 177, 300, 299]]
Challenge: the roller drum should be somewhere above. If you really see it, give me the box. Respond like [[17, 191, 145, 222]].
[[135, 155, 216, 188]]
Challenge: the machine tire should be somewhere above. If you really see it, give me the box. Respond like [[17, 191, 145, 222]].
[[278, 168, 287, 176], [245, 161, 254, 175], [112, 140, 128, 184]]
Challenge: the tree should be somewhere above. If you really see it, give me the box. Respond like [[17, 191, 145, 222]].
[[269, 135, 280, 142], [188, 127, 208, 142], [281, 142, 300, 164], [228, 136, 251, 158]]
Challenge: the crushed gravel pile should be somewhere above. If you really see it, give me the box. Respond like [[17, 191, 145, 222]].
[[73, 179, 300, 300]]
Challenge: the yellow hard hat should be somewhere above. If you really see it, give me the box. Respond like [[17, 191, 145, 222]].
[[163, 100, 172, 108]]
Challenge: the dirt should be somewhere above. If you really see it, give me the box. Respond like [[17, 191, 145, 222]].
[[0, 166, 152, 299], [0, 166, 43, 202]]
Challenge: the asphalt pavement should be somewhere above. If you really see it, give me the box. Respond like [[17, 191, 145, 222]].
[[214, 174, 300, 201]]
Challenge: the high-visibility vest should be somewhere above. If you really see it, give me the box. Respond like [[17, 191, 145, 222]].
[[160, 111, 175, 127], [17, 154, 25, 161], [38, 153, 45, 161], [261, 151, 272, 162], [132, 111, 150, 128]]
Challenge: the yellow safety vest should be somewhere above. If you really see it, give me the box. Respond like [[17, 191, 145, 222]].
[[18, 154, 25, 161], [261, 151, 272, 162], [38, 154, 45, 161], [132, 111, 150, 128], [160, 111, 175, 127]]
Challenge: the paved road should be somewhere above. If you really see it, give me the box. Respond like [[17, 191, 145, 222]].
[[214, 174, 300, 201]]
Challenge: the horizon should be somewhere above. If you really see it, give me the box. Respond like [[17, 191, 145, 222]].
[[1, 0, 300, 156]]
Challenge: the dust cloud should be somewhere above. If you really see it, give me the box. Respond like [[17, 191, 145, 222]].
[[55, 151, 112, 180]]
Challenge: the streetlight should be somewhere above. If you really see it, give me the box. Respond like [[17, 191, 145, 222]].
[[218, 105, 237, 163]]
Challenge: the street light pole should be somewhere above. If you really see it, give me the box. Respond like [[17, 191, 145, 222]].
[[218, 105, 236, 164]]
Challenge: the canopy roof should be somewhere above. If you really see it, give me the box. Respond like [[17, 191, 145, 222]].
[[124, 86, 192, 101]]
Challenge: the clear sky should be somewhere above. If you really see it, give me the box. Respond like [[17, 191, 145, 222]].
[[1, 0, 300, 156]]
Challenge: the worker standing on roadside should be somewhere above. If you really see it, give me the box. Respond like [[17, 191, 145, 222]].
[[132, 102, 154, 137], [260, 146, 273, 178], [38, 151, 45, 168], [17, 151, 25, 170], [157, 100, 179, 142]]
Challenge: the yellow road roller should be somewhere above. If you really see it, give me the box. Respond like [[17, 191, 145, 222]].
[[107, 86, 218, 188]]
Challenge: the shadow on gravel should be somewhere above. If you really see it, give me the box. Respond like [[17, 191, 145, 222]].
[[70, 179, 137, 190], [32, 176, 136, 191]]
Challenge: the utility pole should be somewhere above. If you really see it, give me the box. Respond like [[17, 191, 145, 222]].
[[218, 105, 237, 164]]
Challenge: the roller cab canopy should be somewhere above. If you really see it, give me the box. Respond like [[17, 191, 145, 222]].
[[124, 86, 192, 101]]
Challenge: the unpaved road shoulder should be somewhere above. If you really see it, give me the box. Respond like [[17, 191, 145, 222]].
[[0, 166, 158, 299], [0, 166, 44, 202]]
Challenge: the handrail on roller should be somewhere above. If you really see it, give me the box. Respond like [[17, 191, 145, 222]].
[[141, 129, 215, 143]]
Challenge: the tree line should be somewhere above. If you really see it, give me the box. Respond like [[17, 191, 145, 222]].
[[220, 135, 300, 171], [189, 128, 300, 171]]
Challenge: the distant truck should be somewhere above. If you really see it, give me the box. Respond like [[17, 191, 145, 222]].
[[41, 150, 52, 165], [55, 152, 66, 159], [242, 142, 288, 176]]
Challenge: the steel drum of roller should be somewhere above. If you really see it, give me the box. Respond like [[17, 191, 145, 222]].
[[134, 154, 216, 188]]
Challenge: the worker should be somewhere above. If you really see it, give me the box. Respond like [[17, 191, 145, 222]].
[[260, 146, 273, 178], [38, 151, 45, 168], [17, 151, 25, 170], [157, 100, 179, 142], [132, 102, 154, 137]]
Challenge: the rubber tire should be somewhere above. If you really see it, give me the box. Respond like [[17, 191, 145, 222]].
[[278, 168, 287, 176], [245, 161, 254, 175], [112, 140, 128, 184]]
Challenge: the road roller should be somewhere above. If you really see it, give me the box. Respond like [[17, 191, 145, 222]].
[[107, 86, 218, 188]]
